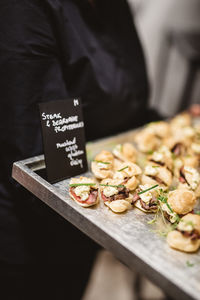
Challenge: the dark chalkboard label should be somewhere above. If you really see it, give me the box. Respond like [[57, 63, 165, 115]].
[[39, 98, 88, 183]]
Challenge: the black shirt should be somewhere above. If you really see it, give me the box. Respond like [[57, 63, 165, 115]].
[[0, 0, 149, 264]]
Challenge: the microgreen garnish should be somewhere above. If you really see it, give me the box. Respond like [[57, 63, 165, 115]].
[[186, 261, 194, 267], [195, 211, 200, 215], [138, 184, 158, 195], [147, 216, 157, 225], [169, 186, 176, 191], [159, 203, 168, 226], [118, 166, 128, 172], [147, 150, 154, 155], [100, 184, 125, 188], [70, 183, 96, 187], [171, 215, 181, 230], [147, 203, 178, 237], [94, 160, 111, 165], [149, 229, 169, 237], [171, 153, 177, 160], [156, 230, 168, 237], [158, 191, 173, 213], [152, 166, 159, 168]]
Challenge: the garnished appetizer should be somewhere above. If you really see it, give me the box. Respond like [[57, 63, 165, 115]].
[[113, 162, 142, 191], [91, 150, 114, 179], [134, 127, 160, 153], [167, 188, 196, 215], [69, 177, 98, 207], [157, 189, 179, 223], [173, 126, 195, 142], [173, 156, 199, 179], [112, 143, 137, 163], [163, 136, 189, 157], [147, 146, 173, 173], [170, 112, 191, 131], [146, 121, 170, 139], [164, 124, 194, 157], [178, 166, 200, 197], [133, 184, 159, 213], [141, 164, 172, 191], [100, 178, 132, 213], [167, 213, 200, 252]]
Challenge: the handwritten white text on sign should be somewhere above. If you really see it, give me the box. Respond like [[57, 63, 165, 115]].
[[41, 113, 84, 133]]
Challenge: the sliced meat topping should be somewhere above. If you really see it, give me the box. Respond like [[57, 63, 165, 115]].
[[132, 190, 158, 210], [122, 177, 130, 185], [139, 197, 158, 211], [111, 187, 129, 201], [149, 160, 173, 174], [86, 190, 98, 204], [150, 159, 165, 166], [113, 155, 123, 162], [102, 187, 130, 202], [179, 167, 189, 185], [70, 187, 98, 204], [177, 229, 200, 240], [101, 191, 110, 202], [163, 211, 171, 222], [171, 143, 184, 156], [148, 175, 167, 186], [179, 176, 186, 183], [132, 193, 140, 204]]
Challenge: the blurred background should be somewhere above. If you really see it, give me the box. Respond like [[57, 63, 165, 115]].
[[129, 0, 200, 117], [83, 1, 200, 299]]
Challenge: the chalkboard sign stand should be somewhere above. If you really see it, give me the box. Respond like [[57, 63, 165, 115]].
[[39, 98, 88, 183]]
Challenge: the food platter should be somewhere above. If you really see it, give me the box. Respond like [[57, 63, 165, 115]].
[[12, 127, 200, 300]]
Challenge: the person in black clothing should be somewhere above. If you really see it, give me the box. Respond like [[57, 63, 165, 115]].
[[0, 0, 159, 299]]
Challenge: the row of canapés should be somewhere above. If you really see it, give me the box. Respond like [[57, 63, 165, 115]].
[[69, 112, 200, 253]]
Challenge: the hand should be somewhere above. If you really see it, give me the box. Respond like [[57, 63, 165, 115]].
[[189, 104, 200, 117]]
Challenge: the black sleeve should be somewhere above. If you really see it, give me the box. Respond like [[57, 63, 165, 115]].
[[0, 0, 68, 206]]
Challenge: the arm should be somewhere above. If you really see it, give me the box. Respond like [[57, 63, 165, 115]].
[[0, 0, 68, 207]]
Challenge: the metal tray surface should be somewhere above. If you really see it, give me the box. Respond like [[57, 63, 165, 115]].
[[12, 129, 200, 300]]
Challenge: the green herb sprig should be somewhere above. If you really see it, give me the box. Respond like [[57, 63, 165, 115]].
[[171, 215, 181, 230], [147, 150, 154, 155], [171, 153, 177, 160], [147, 216, 158, 225], [157, 191, 173, 213], [94, 160, 111, 165], [186, 260, 194, 267], [138, 184, 158, 195], [118, 166, 128, 172], [70, 183, 96, 187]]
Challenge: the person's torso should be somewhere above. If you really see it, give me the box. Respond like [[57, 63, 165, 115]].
[[59, 0, 149, 140]]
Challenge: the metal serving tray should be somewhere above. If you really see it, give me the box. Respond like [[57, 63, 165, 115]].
[[12, 129, 200, 300]]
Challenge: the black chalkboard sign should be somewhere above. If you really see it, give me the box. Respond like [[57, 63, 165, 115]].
[[39, 98, 88, 183]]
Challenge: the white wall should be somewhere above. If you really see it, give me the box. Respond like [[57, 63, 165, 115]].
[[128, 0, 200, 116]]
